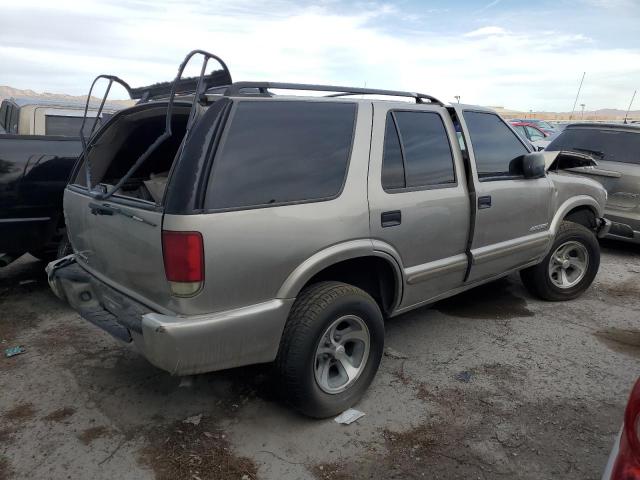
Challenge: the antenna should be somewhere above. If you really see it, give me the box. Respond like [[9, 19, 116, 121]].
[[624, 90, 636, 124], [569, 72, 586, 121]]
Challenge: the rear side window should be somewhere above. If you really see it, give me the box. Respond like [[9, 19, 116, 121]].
[[464, 111, 529, 180], [382, 111, 456, 191], [547, 128, 640, 165], [205, 101, 356, 210], [45, 115, 102, 137]]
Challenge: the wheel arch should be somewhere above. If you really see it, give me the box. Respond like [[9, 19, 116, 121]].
[[550, 196, 601, 235], [277, 240, 404, 315]]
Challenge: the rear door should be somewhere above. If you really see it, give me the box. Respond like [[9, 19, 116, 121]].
[[458, 108, 554, 282], [64, 188, 169, 309], [63, 104, 189, 311], [368, 103, 471, 310]]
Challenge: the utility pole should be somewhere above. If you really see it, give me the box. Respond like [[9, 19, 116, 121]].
[[580, 103, 586, 120], [624, 90, 636, 124], [569, 72, 586, 121]]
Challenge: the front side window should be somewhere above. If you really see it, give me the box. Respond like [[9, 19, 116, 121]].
[[463, 111, 529, 180], [382, 110, 456, 191], [513, 125, 527, 138], [205, 101, 356, 210], [526, 126, 545, 141], [546, 128, 640, 165]]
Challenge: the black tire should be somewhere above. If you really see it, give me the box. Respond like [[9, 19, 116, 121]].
[[276, 281, 385, 418], [520, 221, 600, 301]]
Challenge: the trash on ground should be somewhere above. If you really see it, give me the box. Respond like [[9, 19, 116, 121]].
[[18, 279, 37, 286], [183, 414, 203, 426], [455, 370, 473, 383], [5, 346, 26, 358], [384, 347, 408, 359], [334, 408, 365, 425]]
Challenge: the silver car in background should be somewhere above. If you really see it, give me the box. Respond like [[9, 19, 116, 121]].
[[546, 123, 640, 243]]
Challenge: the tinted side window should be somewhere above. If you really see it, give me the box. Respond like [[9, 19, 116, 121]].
[[0, 103, 6, 130], [546, 128, 640, 165], [382, 111, 455, 190], [45, 115, 101, 137], [9, 106, 19, 134], [205, 101, 356, 210], [381, 113, 405, 189], [464, 111, 529, 180]]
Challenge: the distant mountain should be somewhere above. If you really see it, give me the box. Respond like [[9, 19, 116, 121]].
[[0, 85, 133, 108]]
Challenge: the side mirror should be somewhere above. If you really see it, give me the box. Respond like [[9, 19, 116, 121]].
[[522, 152, 546, 179]]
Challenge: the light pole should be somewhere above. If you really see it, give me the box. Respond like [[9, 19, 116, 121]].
[[580, 103, 586, 120], [529, 109, 533, 119], [454, 95, 460, 103]]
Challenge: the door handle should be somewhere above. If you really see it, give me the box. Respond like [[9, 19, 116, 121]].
[[381, 210, 401, 227], [89, 202, 114, 216], [478, 196, 492, 209]]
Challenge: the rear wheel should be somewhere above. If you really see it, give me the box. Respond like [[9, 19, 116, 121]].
[[276, 281, 384, 418], [520, 221, 600, 301]]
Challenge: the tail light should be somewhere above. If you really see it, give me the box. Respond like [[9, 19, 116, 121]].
[[162, 231, 204, 297], [612, 379, 640, 480]]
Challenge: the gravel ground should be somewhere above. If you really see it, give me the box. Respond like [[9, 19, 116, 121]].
[[0, 240, 639, 480]]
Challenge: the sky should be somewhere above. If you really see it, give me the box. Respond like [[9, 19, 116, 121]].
[[0, 0, 639, 111]]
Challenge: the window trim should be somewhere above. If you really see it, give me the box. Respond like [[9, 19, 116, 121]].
[[462, 109, 532, 183], [202, 99, 359, 214], [381, 108, 459, 194]]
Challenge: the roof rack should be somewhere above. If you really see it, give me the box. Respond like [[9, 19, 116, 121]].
[[131, 68, 232, 102], [222, 82, 443, 105]]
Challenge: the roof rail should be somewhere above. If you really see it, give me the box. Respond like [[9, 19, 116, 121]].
[[223, 81, 443, 105]]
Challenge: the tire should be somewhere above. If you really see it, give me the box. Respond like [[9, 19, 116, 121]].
[[520, 221, 600, 301], [276, 281, 385, 418]]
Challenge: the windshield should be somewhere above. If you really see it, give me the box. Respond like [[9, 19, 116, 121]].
[[546, 128, 640, 164]]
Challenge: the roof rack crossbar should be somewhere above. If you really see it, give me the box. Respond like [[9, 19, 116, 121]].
[[223, 82, 443, 105]]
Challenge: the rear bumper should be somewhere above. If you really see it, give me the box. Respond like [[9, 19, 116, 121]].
[[46, 257, 293, 375]]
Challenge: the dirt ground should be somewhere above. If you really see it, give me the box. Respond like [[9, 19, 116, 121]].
[[1, 240, 638, 480]]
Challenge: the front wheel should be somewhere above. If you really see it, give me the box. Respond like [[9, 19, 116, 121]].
[[520, 220, 600, 301], [276, 281, 385, 418]]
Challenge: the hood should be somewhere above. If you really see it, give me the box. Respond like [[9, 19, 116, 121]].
[[542, 150, 598, 171]]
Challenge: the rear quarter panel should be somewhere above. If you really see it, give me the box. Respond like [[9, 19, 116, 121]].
[[163, 102, 374, 316]]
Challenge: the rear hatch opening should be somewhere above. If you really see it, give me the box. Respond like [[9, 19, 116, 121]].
[[73, 104, 192, 204]]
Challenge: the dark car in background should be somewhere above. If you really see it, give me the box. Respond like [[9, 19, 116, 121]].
[[546, 123, 640, 243], [0, 97, 121, 266]]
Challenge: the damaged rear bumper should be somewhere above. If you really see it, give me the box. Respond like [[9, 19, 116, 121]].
[[46, 256, 293, 375]]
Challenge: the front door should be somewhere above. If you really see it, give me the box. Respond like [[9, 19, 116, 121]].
[[458, 109, 554, 282], [368, 103, 471, 310]]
